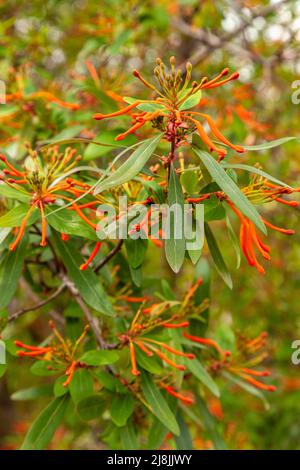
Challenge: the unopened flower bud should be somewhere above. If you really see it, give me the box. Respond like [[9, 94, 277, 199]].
[[186, 61, 192, 73]]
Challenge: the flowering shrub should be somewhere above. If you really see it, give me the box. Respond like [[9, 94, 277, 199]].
[[0, 36, 299, 450]]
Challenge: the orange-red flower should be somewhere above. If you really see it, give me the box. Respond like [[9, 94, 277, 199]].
[[0, 147, 103, 268], [226, 198, 296, 275], [210, 331, 277, 393], [188, 179, 299, 274], [15, 322, 90, 387], [93, 57, 244, 160]]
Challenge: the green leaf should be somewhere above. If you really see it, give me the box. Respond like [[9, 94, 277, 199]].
[[225, 211, 241, 269], [129, 265, 142, 287], [0, 227, 11, 245], [125, 238, 148, 269], [141, 372, 180, 436], [0, 364, 7, 378], [53, 376, 69, 397], [11, 384, 53, 401], [76, 394, 105, 421], [31, 360, 64, 377], [0, 184, 30, 203], [84, 130, 136, 161], [43, 125, 84, 143], [146, 417, 168, 450], [21, 395, 70, 450], [179, 90, 202, 110], [0, 310, 8, 332], [69, 369, 94, 403], [40, 137, 121, 152], [180, 170, 199, 194], [222, 371, 269, 409], [197, 395, 227, 450], [186, 357, 220, 397], [53, 232, 112, 316], [123, 96, 165, 113], [94, 134, 162, 194], [135, 347, 163, 374], [221, 163, 291, 189], [175, 412, 193, 450], [242, 136, 300, 151], [193, 148, 266, 234], [165, 164, 185, 273], [188, 248, 202, 265], [0, 236, 28, 309], [204, 196, 225, 221], [93, 370, 127, 393], [120, 421, 139, 450], [110, 393, 135, 427], [46, 207, 98, 241], [0, 204, 39, 228], [80, 349, 120, 366], [205, 223, 232, 289]]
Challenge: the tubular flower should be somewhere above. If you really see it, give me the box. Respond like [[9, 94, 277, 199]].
[[187, 178, 299, 274], [15, 322, 90, 388], [209, 331, 276, 393], [5, 89, 79, 110], [183, 333, 231, 358], [119, 300, 196, 377], [0, 147, 102, 263], [118, 278, 211, 377], [226, 198, 296, 275], [93, 57, 244, 160], [160, 382, 195, 405]]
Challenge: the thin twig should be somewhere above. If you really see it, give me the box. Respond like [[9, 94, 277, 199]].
[[94, 239, 124, 273], [60, 273, 107, 349], [9, 283, 66, 322]]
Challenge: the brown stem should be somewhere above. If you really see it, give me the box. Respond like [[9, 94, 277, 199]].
[[167, 117, 177, 181], [94, 239, 124, 274], [9, 283, 66, 322], [60, 273, 107, 349]]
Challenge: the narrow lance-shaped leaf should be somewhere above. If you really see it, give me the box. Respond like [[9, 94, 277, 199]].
[[121, 421, 139, 450], [94, 134, 162, 194], [0, 204, 39, 228], [221, 163, 291, 189], [141, 372, 180, 436], [196, 395, 227, 450], [193, 148, 266, 234], [214, 136, 300, 152], [52, 231, 113, 316], [186, 356, 220, 397], [175, 412, 193, 450], [21, 395, 70, 450], [165, 163, 185, 273], [205, 222, 233, 289], [0, 236, 28, 309], [225, 210, 241, 269], [242, 136, 300, 151]]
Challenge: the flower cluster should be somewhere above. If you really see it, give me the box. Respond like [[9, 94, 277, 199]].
[[117, 279, 232, 404], [208, 331, 276, 393], [0, 146, 105, 269], [15, 322, 90, 387], [93, 57, 244, 160], [188, 176, 299, 274]]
